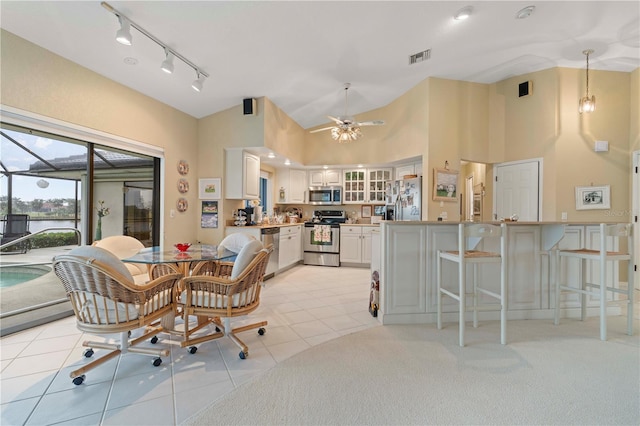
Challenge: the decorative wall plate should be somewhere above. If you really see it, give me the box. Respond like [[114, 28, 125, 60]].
[[178, 178, 189, 193], [177, 197, 188, 212], [177, 160, 189, 175]]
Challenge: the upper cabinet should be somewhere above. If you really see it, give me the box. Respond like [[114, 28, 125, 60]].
[[343, 168, 391, 204], [394, 160, 423, 180], [309, 169, 342, 186], [276, 168, 307, 204], [225, 149, 260, 200]]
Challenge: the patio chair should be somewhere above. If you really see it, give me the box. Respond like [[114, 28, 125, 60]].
[[1, 214, 31, 253], [52, 245, 182, 385], [180, 240, 272, 359]]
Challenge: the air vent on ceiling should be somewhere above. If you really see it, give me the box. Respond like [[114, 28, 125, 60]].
[[409, 49, 431, 65]]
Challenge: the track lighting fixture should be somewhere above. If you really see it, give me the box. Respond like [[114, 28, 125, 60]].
[[192, 71, 206, 92], [161, 48, 174, 74], [115, 16, 132, 46], [102, 2, 209, 91]]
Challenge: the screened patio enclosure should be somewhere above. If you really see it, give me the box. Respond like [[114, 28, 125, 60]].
[[0, 123, 161, 335]]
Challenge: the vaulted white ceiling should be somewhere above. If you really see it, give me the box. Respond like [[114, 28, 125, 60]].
[[1, 1, 638, 129]]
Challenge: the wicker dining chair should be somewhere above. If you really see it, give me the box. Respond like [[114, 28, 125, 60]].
[[180, 241, 272, 359], [53, 246, 182, 385]]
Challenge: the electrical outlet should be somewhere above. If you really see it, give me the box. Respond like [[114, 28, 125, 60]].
[[170, 209, 176, 218], [561, 212, 567, 221]]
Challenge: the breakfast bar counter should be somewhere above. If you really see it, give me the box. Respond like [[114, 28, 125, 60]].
[[372, 221, 626, 325]]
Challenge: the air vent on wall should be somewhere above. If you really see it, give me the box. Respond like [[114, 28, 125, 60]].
[[409, 49, 431, 65]]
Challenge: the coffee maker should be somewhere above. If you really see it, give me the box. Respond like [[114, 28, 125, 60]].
[[384, 206, 395, 221]]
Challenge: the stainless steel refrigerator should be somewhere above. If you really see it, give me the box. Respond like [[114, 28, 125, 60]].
[[385, 177, 422, 221]]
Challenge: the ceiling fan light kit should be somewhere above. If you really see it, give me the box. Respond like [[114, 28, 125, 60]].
[[310, 83, 385, 143], [101, 1, 209, 92]]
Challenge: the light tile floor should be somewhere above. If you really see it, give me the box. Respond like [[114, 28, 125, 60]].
[[1, 265, 379, 426]]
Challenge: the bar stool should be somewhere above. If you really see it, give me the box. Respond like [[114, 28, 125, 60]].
[[555, 223, 634, 341], [437, 223, 507, 346]]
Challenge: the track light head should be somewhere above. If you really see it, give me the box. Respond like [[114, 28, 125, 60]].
[[161, 48, 174, 74], [192, 72, 206, 92], [115, 16, 132, 45]]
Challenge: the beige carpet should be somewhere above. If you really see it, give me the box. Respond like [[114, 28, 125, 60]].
[[184, 316, 640, 426]]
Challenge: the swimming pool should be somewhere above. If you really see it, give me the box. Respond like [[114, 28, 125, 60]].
[[0, 265, 52, 288]]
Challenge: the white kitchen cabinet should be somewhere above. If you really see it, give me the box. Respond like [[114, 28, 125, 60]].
[[367, 168, 391, 204], [340, 225, 376, 265], [225, 149, 260, 200], [279, 225, 302, 269], [343, 168, 391, 204], [395, 163, 417, 180], [276, 168, 307, 204], [343, 169, 366, 203], [309, 169, 342, 186]]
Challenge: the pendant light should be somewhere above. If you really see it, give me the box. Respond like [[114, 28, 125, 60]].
[[578, 49, 596, 114]]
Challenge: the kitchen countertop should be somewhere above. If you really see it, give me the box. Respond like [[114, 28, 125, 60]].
[[225, 222, 303, 229], [339, 223, 380, 227]]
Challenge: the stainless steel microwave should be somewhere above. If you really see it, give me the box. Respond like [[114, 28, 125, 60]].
[[308, 186, 343, 205]]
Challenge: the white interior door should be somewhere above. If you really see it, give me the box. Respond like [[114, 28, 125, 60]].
[[465, 175, 474, 221], [633, 151, 639, 290], [494, 159, 541, 221]]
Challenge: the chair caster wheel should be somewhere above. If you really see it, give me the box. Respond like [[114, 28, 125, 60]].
[[150, 336, 159, 344], [258, 327, 265, 336], [128, 330, 132, 337], [188, 346, 197, 354], [215, 327, 221, 332], [83, 348, 94, 358], [239, 351, 247, 359], [72, 375, 85, 386], [152, 357, 162, 367]]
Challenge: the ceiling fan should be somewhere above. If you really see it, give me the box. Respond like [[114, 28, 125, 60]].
[[310, 83, 385, 143]]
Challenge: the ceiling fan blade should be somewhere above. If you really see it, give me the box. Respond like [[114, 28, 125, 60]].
[[309, 126, 336, 133], [356, 120, 385, 126], [327, 115, 345, 125]]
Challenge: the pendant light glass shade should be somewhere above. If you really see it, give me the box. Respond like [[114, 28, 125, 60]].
[[579, 49, 596, 113]]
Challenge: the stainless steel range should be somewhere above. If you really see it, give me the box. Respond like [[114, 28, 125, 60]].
[[303, 210, 346, 267]]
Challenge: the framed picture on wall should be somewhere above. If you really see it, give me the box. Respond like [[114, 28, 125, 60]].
[[361, 205, 372, 218], [575, 185, 610, 210], [433, 168, 459, 202], [199, 178, 221, 200]]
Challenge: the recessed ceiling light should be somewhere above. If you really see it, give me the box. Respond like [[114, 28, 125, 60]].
[[454, 6, 473, 20], [516, 5, 535, 19], [123, 57, 138, 65]]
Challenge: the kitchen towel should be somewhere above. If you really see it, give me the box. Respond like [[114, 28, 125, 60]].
[[312, 225, 332, 244]]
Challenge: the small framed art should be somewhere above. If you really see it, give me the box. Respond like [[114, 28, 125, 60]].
[[199, 178, 221, 200], [361, 205, 372, 218], [575, 185, 610, 210], [433, 168, 459, 202]]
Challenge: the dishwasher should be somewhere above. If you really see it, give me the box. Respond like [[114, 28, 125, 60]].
[[261, 227, 280, 278]]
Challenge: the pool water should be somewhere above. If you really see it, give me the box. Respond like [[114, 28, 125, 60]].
[[0, 266, 52, 288]]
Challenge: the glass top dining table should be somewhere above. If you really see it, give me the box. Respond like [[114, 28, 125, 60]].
[[121, 244, 236, 276]]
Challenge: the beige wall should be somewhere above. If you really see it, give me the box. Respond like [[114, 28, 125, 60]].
[[492, 67, 632, 222], [0, 30, 199, 246], [196, 99, 266, 243]]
